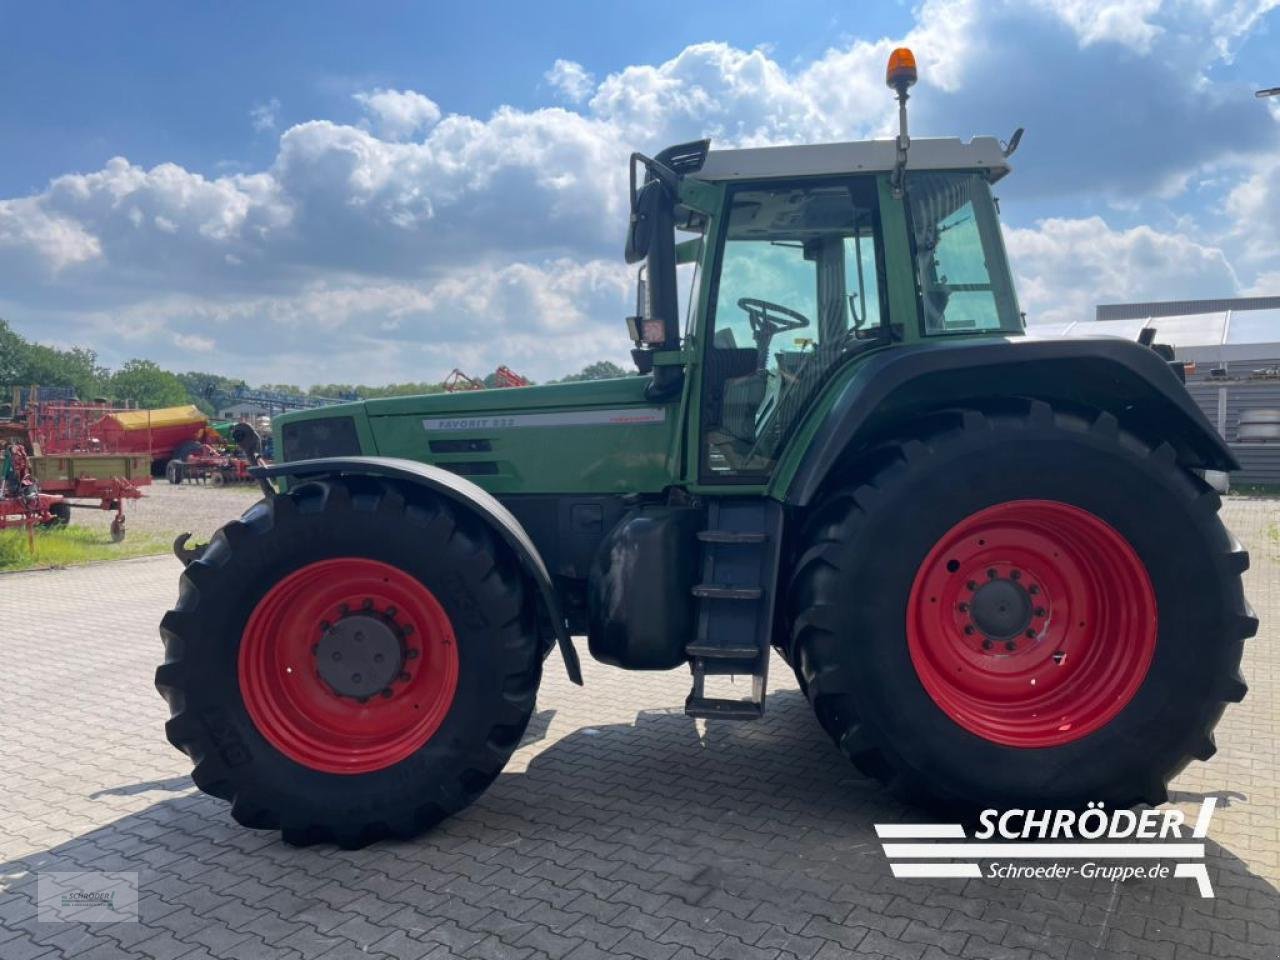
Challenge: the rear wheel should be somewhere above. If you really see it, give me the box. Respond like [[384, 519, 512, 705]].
[[166, 460, 185, 484], [788, 402, 1254, 811], [156, 476, 541, 846]]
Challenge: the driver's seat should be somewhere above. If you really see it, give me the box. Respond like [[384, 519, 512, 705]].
[[721, 370, 768, 443]]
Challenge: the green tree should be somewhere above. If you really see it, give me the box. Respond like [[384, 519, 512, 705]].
[[178, 371, 247, 415], [109, 359, 191, 409], [0, 318, 108, 398], [552, 360, 631, 383]]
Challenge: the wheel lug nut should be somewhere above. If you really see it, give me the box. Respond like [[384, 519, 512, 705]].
[[398, 671, 410, 682], [339, 604, 349, 614], [381, 688, 393, 698], [385, 606, 397, 617], [363, 598, 374, 611], [1005, 640, 1017, 651], [1034, 607, 1046, 617], [982, 639, 993, 650], [402, 625, 415, 636], [1028, 585, 1039, 595], [320, 620, 331, 631], [405, 648, 419, 659], [958, 603, 969, 612], [1025, 628, 1036, 639], [1010, 570, 1021, 580], [967, 581, 977, 591], [987, 568, 997, 579], [963, 625, 975, 635]]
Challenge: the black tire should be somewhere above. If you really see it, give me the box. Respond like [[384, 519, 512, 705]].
[[155, 475, 541, 847], [48, 501, 72, 527], [788, 401, 1254, 811], [166, 460, 185, 485]]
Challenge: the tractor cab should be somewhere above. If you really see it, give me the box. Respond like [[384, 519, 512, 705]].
[[626, 116, 1023, 483]]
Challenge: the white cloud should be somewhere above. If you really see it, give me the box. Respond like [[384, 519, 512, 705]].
[[0, 198, 102, 273], [1225, 154, 1280, 261], [1008, 216, 1240, 323], [250, 97, 281, 133], [353, 88, 442, 141], [545, 60, 596, 104]]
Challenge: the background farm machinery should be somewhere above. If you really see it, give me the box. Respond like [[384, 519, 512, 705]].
[[0, 390, 165, 540], [0, 439, 71, 536]]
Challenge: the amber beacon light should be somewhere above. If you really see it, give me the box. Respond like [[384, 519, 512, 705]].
[[886, 47, 918, 92]]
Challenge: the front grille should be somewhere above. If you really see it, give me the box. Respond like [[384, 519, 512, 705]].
[[281, 417, 360, 461]]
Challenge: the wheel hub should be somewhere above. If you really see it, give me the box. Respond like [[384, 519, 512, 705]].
[[315, 614, 404, 700], [969, 577, 1033, 641]]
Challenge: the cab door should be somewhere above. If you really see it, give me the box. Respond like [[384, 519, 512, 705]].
[[692, 175, 889, 486]]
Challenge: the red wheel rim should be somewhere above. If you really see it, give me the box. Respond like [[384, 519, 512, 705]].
[[907, 500, 1156, 748], [238, 558, 458, 773]]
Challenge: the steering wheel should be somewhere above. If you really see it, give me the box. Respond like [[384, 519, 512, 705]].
[[737, 297, 811, 368], [737, 298, 810, 338]]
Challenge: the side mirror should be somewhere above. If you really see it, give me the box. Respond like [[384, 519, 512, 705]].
[[625, 179, 664, 265]]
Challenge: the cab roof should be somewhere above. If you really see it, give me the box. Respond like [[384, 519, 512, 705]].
[[693, 136, 1010, 183]]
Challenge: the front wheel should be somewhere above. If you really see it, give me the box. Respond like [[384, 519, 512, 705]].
[[155, 477, 542, 846], [789, 402, 1254, 811]]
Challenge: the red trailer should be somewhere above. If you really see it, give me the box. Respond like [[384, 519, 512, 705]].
[[7, 402, 152, 540], [88, 403, 210, 467]]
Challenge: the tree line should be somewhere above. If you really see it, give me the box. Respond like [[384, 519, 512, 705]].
[[0, 319, 631, 414]]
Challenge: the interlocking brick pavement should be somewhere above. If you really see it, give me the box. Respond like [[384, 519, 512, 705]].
[[1, 499, 1277, 959]]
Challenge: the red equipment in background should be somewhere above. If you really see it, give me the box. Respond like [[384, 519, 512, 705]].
[[493, 365, 530, 388], [85, 403, 209, 466], [0, 441, 71, 537], [442, 366, 530, 392], [166, 443, 254, 485], [5, 399, 152, 541]]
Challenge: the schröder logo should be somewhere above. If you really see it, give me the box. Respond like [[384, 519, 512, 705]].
[[875, 798, 1218, 897]]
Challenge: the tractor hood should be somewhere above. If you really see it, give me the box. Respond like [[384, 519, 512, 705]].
[[276, 376, 679, 496]]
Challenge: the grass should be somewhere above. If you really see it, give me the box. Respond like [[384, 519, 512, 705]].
[[0, 524, 171, 573]]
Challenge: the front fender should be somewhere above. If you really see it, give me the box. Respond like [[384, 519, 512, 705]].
[[253, 456, 582, 685], [777, 335, 1235, 507]]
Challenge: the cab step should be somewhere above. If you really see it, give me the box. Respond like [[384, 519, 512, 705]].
[[685, 696, 765, 720], [696, 530, 768, 544], [685, 643, 760, 660], [684, 498, 783, 720], [692, 584, 763, 600]]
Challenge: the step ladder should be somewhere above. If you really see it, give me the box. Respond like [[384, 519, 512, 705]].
[[685, 498, 784, 720]]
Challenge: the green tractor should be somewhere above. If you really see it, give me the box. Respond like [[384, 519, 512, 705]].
[[157, 50, 1254, 847]]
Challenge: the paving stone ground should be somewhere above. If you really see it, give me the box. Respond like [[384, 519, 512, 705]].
[[1, 497, 1277, 960]]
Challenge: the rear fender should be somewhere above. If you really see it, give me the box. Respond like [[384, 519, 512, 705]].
[[253, 456, 582, 685], [778, 336, 1236, 506]]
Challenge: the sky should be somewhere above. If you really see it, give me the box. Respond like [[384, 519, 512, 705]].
[[0, 0, 1277, 385]]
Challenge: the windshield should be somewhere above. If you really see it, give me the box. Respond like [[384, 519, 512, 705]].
[[702, 178, 885, 478]]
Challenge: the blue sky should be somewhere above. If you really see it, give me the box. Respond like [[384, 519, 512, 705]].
[[0, 0, 1277, 384]]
